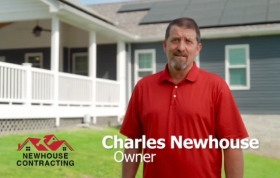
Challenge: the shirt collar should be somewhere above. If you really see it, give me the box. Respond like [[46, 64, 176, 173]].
[[159, 62, 200, 84]]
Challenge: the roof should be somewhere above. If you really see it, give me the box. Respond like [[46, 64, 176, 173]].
[[89, 0, 280, 41], [59, 0, 117, 25], [119, 0, 280, 27]]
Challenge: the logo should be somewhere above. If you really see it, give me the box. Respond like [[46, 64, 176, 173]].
[[17, 134, 74, 151], [17, 134, 75, 166]]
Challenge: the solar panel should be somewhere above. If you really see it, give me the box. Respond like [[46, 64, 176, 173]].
[[181, 9, 223, 19], [115, 0, 280, 27], [268, 2, 280, 13], [141, 11, 183, 24], [187, 1, 226, 10], [118, 2, 154, 13], [148, 4, 187, 14], [243, 4, 267, 14], [140, 1, 189, 24], [222, 7, 245, 16], [243, 13, 266, 23], [153, 0, 189, 7], [194, 16, 221, 27], [267, 11, 280, 21]]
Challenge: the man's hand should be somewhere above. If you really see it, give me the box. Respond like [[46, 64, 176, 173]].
[[122, 142, 142, 178], [224, 147, 244, 178]]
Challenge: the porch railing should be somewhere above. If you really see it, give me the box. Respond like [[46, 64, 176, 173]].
[[31, 67, 54, 103], [0, 62, 26, 103], [58, 73, 92, 105], [0, 62, 120, 106], [96, 78, 120, 106]]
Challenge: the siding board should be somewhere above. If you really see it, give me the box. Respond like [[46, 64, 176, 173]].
[[201, 35, 280, 114]]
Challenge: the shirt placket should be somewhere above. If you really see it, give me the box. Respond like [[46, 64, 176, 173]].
[[171, 84, 178, 106]]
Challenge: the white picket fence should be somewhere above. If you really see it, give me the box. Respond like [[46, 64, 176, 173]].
[[0, 62, 120, 107]]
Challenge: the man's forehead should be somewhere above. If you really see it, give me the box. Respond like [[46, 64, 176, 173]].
[[169, 26, 196, 38]]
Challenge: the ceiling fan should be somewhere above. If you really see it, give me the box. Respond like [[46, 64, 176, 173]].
[[32, 20, 51, 37]]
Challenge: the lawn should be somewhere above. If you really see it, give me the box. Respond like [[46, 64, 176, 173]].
[[0, 127, 279, 178]]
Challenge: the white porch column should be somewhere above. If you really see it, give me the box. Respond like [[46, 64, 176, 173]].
[[51, 16, 60, 127], [89, 31, 97, 124], [117, 41, 126, 122]]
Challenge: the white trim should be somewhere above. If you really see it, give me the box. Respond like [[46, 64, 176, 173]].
[[72, 52, 88, 75], [24, 53, 43, 68], [117, 41, 126, 121], [194, 55, 200, 68], [134, 49, 156, 85], [225, 44, 250, 90], [0, 56, 6, 62], [128, 43, 132, 100]]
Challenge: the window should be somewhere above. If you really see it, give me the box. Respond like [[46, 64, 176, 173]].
[[25, 53, 43, 68], [0, 56, 5, 62], [26, 146, 30, 151], [194, 55, 200, 68], [225, 45, 250, 90], [134, 49, 156, 85], [72, 53, 88, 76]]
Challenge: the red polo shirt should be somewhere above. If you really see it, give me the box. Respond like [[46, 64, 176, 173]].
[[120, 62, 248, 178]]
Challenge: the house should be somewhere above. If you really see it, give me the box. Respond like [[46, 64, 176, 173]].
[[1, 0, 280, 158], [0, 0, 133, 135], [88, 0, 280, 159]]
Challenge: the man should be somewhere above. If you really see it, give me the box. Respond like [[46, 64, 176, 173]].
[[120, 17, 248, 178]]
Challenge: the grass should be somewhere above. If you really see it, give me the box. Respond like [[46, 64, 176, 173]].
[[0, 127, 279, 178]]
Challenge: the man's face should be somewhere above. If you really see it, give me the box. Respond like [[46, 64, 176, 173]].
[[163, 25, 202, 71]]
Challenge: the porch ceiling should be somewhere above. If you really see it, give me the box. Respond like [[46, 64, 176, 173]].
[[0, 0, 52, 23]]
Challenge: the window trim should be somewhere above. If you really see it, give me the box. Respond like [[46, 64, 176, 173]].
[[225, 44, 250, 90], [25, 53, 43, 68], [134, 49, 156, 85], [72, 52, 88, 75]]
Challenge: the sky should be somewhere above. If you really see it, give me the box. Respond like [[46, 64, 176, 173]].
[[77, 0, 136, 5]]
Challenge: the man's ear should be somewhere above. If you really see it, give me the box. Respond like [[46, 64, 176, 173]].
[[196, 43, 202, 56], [163, 40, 167, 53]]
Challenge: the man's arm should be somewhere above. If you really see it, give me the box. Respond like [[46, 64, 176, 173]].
[[122, 142, 142, 178], [223, 147, 244, 178]]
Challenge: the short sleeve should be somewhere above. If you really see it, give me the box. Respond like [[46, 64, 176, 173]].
[[215, 82, 249, 140], [120, 84, 143, 139]]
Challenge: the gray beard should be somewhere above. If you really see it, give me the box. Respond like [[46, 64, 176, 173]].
[[171, 58, 188, 71]]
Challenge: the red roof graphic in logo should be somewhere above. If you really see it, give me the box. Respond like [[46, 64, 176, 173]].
[[17, 134, 74, 151]]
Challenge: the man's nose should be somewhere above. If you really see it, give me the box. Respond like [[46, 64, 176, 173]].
[[177, 41, 186, 52]]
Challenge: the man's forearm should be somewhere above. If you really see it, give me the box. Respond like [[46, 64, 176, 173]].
[[122, 147, 142, 178], [224, 148, 244, 178]]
